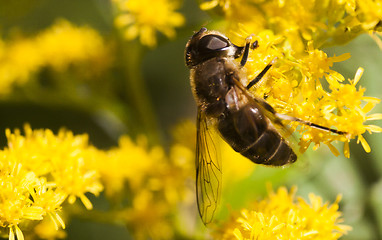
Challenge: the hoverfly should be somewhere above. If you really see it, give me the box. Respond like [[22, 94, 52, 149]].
[[185, 28, 345, 225]]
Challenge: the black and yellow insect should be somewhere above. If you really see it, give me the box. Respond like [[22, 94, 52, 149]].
[[185, 28, 345, 225]]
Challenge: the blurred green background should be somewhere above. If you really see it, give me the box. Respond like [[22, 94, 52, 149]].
[[0, 0, 381, 239]]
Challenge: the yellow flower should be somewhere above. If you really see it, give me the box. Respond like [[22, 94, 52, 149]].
[[200, 0, 382, 156], [34, 217, 67, 240], [216, 186, 352, 240], [36, 19, 110, 71], [0, 125, 104, 240], [0, 169, 44, 240], [124, 189, 174, 240], [92, 133, 194, 240], [5, 125, 103, 209], [112, 0, 185, 47], [95, 135, 165, 197], [200, 0, 231, 11], [0, 19, 110, 95], [207, 0, 382, 46]]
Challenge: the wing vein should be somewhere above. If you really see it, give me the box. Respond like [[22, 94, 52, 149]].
[[195, 109, 222, 225]]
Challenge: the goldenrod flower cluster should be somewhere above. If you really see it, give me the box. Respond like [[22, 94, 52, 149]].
[[92, 135, 194, 240], [0, 125, 103, 240], [0, 125, 194, 240], [112, 0, 185, 47], [216, 186, 352, 240], [0, 125, 353, 240], [0, 19, 109, 95], [200, 0, 382, 156], [1, 0, 379, 239]]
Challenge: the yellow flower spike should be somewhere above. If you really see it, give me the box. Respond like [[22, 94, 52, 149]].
[[1, 125, 104, 240], [112, 0, 185, 47], [215, 186, 351, 239], [91, 131, 193, 240], [0, 19, 110, 95]]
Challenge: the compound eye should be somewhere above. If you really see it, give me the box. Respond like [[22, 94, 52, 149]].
[[198, 35, 230, 51]]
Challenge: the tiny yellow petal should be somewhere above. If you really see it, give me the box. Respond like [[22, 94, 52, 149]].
[[272, 223, 285, 231], [80, 194, 93, 210], [353, 67, 364, 86], [366, 113, 382, 121], [326, 143, 340, 157], [363, 102, 377, 113], [369, 32, 382, 50], [331, 53, 351, 63], [22, 206, 44, 220], [9, 227, 15, 240], [365, 125, 382, 133], [303, 230, 319, 236], [233, 228, 243, 240], [344, 141, 350, 158], [336, 194, 343, 203], [200, 0, 219, 10], [49, 212, 66, 230], [358, 135, 371, 153], [55, 212, 66, 229], [15, 226, 24, 240], [68, 195, 76, 204], [362, 96, 380, 103], [337, 224, 353, 233]]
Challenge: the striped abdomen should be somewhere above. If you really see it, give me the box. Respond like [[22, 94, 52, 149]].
[[217, 103, 297, 166]]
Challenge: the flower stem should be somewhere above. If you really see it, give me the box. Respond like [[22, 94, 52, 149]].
[[122, 40, 161, 144]]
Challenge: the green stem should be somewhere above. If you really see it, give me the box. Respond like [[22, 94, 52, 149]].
[[123, 41, 161, 144], [69, 206, 125, 225], [67, 204, 196, 240]]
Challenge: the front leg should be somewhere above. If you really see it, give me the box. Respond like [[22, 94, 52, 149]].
[[240, 35, 258, 67]]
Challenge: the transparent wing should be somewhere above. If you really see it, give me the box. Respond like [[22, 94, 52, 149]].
[[195, 109, 222, 225], [232, 78, 296, 141]]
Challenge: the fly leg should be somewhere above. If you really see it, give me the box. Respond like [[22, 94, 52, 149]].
[[246, 58, 277, 90], [239, 36, 346, 136], [237, 34, 274, 89], [275, 113, 347, 135], [239, 35, 258, 67], [246, 65, 272, 90]]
